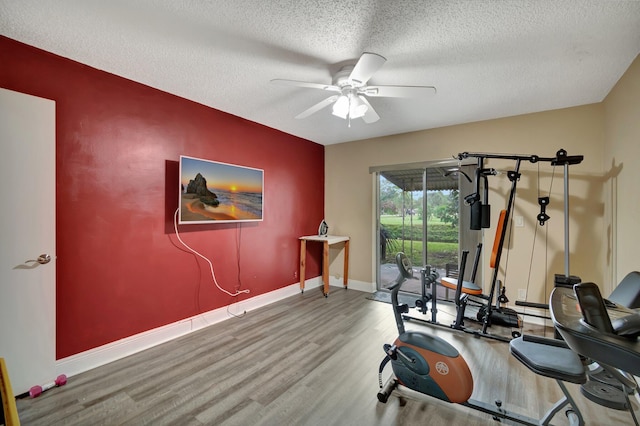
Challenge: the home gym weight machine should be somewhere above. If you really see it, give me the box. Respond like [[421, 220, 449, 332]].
[[377, 252, 588, 425], [405, 149, 583, 341]]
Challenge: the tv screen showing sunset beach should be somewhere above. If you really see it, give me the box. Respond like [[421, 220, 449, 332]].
[[179, 155, 264, 224]]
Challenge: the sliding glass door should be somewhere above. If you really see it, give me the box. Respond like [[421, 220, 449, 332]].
[[375, 161, 479, 297]]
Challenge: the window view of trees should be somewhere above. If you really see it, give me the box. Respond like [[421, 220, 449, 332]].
[[380, 176, 459, 269]]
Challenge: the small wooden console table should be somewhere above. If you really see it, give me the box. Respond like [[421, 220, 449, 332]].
[[299, 235, 350, 297]]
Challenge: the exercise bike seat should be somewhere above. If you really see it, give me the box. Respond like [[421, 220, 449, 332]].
[[510, 335, 586, 384], [441, 277, 483, 295]]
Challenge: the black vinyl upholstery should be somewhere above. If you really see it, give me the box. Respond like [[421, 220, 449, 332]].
[[608, 271, 640, 309], [510, 335, 586, 384]]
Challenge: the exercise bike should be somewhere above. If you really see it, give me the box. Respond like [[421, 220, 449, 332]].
[[377, 252, 587, 425]]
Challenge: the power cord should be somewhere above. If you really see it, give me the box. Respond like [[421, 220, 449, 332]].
[[173, 208, 250, 298]]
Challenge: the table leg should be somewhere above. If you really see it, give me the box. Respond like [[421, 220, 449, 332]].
[[323, 240, 329, 297], [343, 239, 350, 289], [299, 240, 306, 293]]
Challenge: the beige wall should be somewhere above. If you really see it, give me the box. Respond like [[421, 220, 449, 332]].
[[326, 102, 609, 304], [602, 54, 640, 293]]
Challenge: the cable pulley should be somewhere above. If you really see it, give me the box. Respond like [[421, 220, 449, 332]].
[[537, 196, 550, 226]]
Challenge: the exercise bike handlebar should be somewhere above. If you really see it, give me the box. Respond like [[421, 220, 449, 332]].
[[389, 273, 408, 335], [387, 277, 403, 292], [389, 253, 439, 335]]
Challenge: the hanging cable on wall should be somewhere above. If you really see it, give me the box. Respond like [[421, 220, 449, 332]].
[[173, 208, 250, 298], [227, 224, 247, 318], [520, 162, 556, 335]]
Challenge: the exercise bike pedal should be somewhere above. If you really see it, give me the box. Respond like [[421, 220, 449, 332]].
[[383, 343, 398, 360]]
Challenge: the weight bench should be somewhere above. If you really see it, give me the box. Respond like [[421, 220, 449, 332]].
[[509, 335, 586, 425]]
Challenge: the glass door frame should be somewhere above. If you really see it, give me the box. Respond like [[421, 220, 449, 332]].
[[371, 158, 478, 293]]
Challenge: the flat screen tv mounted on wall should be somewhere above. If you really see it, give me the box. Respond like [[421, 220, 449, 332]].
[[179, 155, 264, 224]]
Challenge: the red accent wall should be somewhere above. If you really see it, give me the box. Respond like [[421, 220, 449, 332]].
[[0, 36, 324, 359]]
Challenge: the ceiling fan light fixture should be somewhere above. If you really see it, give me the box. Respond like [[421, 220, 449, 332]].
[[332, 93, 368, 120], [349, 95, 368, 119], [332, 95, 350, 119]]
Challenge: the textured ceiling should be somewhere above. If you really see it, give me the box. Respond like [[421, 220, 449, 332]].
[[1, 1, 639, 145]]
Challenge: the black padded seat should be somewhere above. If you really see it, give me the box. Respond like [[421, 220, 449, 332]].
[[510, 335, 586, 384]]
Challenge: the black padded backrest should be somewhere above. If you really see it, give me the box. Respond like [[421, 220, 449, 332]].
[[608, 271, 640, 309], [574, 282, 615, 334]]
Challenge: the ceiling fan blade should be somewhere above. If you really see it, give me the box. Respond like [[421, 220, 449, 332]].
[[271, 79, 340, 92], [359, 96, 380, 124], [348, 52, 386, 86], [295, 95, 339, 119], [363, 85, 437, 98]]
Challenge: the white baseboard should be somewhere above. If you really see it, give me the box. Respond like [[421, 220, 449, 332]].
[[55, 277, 324, 379], [329, 276, 375, 293]]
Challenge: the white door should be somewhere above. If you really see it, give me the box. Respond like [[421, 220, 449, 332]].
[[0, 88, 56, 395]]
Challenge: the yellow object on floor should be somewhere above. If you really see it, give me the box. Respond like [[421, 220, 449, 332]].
[[0, 358, 20, 426]]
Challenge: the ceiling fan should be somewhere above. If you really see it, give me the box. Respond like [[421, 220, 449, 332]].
[[271, 52, 436, 125]]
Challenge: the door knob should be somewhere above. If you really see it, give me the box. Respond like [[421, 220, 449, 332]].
[[26, 254, 52, 265]]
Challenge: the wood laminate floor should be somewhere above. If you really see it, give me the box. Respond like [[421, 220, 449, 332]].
[[15, 288, 639, 425]]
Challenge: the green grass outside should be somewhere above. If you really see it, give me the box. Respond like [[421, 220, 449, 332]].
[[380, 215, 459, 268], [383, 240, 458, 268], [381, 214, 426, 226]]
